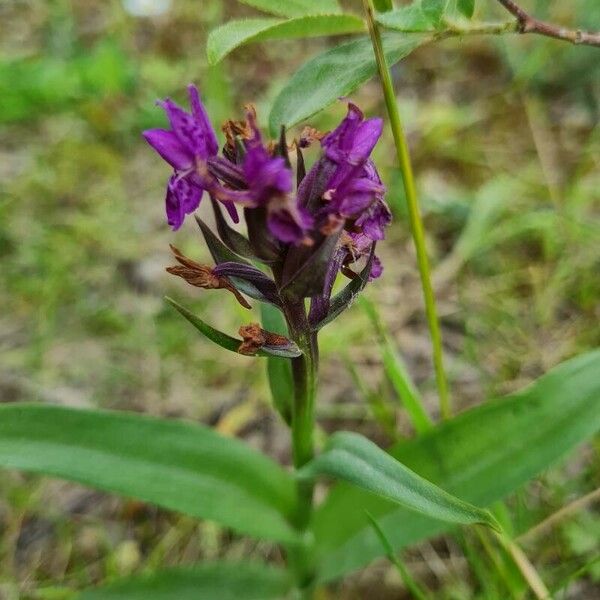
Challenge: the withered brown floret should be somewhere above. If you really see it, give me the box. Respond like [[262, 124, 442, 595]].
[[166, 245, 251, 309]]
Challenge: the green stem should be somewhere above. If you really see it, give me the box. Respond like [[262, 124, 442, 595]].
[[283, 299, 318, 593], [363, 0, 452, 419]]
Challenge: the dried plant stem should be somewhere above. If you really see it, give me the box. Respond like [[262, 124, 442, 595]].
[[495, 0, 600, 47], [363, 0, 451, 419], [495, 531, 551, 600], [517, 487, 600, 545]]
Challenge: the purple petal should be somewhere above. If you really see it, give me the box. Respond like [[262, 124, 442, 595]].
[[321, 103, 383, 167], [166, 174, 203, 231], [348, 118, 383, 164], [322, 103, 363, 161], [369, 255, 383, 280], [308, 245, 345, 324], [243, 147, 292, 202], [267, 205, 312, 244], [222, 200, 240, 224], [143, 128, 192, 170], [337, 177, 385, 217], [355, 197, 392, 241], [160, 98, 216, 160], [187, 84, 219, 156]]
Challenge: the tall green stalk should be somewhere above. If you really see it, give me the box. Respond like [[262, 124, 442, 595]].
[[362, 0, 452, 419], [283, 299, 318, 594]]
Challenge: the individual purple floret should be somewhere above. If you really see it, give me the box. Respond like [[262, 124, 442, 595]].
[[143, 85, 220, 230]]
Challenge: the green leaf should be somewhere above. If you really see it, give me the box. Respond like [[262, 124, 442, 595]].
[[373, 0, 394, 12], [360, 296, 432, 434], [268, 32, 429, 136], [457, 0, 475, 18], [196, 216, 251, 267], [166, 297, 302, 358], [76, 563, 292, 599], [312, 350, 600, 581], [210, 199, 256, 262], [0, 404, 298, 544], [207, 15, 364, 65], [166, 296, 240, 352], [260, 303, 294, 425], [238, 0, 341, 18], [299, 431, 499, 530], [376, 5, 435, 32], [366, 513, 429, 600], [421, 0, 447, 26]]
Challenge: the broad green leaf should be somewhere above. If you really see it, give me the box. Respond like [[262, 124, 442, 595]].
[[238, 0, 341, 18], [207, 15, 365, 65], [360, 297, 432, 434], [166, 297, 302, 358], [261, 303, 294, 425], [0, 404, 298, 543], [299, 431, 499, 529], [457, 0, 475, 18], [312, 350, 600, 581], [268, 32, 429, 136], [376, 5, 435, 32], [76, 562, 292, 599]]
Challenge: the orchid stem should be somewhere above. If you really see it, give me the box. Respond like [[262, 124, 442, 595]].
[[283, 299, 318, 594], [363, 0, 451, 419]]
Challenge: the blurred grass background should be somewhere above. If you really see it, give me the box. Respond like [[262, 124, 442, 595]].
[[0, 0, 599, 598]]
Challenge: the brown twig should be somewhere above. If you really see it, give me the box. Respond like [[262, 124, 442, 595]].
[[496, 0, 600, 47], [517, 487, 600, 545]]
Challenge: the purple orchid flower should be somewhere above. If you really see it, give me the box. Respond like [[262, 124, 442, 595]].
[[143, 84, 221, 231], [146, 88, 391, 325]]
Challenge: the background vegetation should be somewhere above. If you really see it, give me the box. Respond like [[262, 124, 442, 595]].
[[0, 0, 598, 597]]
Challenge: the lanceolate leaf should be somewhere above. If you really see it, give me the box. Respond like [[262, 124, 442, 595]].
[[268, 33, 430, 136], [299, 432, 498, 529], [165, 297, 301, 358], [76, 563, 292, 600], [0, 404, 298, 544], [207, 15, 364, 65], [238, 0, 341, 18], [260, 303, 294, 426], [211, 199, 256, 261], [196, 216, 251, 267], [312, 350, 600, 581]]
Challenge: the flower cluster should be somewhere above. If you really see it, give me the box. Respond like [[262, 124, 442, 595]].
[[144, 84, 391, 338]]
